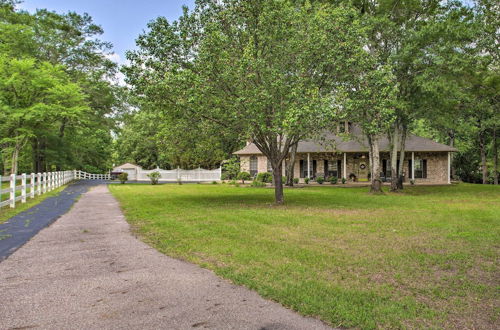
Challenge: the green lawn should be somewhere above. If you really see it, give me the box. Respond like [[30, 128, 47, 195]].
[[0, 184, 67, 224], [109, 183, 500, 329]]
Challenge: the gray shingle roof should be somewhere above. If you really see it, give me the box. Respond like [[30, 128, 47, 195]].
[[234, 126, 457, 155]]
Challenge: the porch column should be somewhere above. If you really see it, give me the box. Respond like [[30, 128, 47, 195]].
[[343, 153, 347, 179], [447, 152, 451, 184], [411, 152, 415, 180], [307, 153, 311, 179]]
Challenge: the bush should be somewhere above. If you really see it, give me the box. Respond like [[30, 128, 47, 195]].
[[342, 177, 346, 184], [251, 180, 266, 187], [304, 177, 310, 184], [316, 176, 325, 184], [118, 172, 128, 184], [237, 171, 251, 183], [222, 157, 240, 180], [330, 176, 338, 184], [255, 172, 273, 183], [293, 178, 299, 184], [177, 178, 182, 185], [410, 179, 415, 185], [212, 181, 218, 184], [229, 179, 237, 185], [147, 171, 161, 185]]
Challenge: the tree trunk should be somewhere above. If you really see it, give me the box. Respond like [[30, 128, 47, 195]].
[[448, 130, 455, 180], [10, 146, 19, 175], [479, 130, 488, 184], [285, 142, 298, 186], [397, 127, 407, 190], [390, 124, 399, 191], [368, 135, 382, 193], [272, 162, 284, 204], [493, 126, 498, 185]]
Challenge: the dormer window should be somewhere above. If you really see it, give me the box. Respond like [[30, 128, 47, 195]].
[[338, 121, 351, 134]]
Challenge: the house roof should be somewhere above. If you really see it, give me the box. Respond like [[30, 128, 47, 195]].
[[113, 163, 143, 171], [234, 126, 457, 155]]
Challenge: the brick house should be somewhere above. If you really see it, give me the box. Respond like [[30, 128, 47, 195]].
[[234, 124, 457, 184]]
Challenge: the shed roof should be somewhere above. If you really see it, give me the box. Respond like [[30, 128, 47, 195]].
[[113, 163, 143, 171], [234, 126, 457, 155]]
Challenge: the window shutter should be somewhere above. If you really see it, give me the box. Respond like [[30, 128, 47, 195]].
[[423, 159, 427, 178], [337, 160, 342, 178], [324, 160, 328, 177]]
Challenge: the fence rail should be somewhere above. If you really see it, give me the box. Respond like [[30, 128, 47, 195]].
[[0, 170, 109, 210], [0, 170, 76, 210]]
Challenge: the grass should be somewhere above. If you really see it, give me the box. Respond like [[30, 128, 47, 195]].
[[109, 183, 500, 329], [0, 184, 67, 224]]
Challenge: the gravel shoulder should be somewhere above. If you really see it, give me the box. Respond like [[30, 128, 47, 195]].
[[0, 184, 331, 330]]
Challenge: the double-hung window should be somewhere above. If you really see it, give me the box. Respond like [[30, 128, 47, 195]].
[[250, 156, 258, 176]]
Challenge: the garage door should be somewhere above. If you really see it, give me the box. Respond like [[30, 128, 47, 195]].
[[123, 168, 137, 180]]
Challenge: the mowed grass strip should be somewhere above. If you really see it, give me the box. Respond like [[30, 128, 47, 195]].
[[109, 183, 500, 329]]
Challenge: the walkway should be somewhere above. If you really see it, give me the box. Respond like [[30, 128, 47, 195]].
[[0, 185, 331, 330]]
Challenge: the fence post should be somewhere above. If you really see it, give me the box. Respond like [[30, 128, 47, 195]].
[[37, 173, 41, 195], [10, 173, 15, 208], [21, 173, 26, 203], [30, 173, 35, 199], [49, 172, 53, 191]]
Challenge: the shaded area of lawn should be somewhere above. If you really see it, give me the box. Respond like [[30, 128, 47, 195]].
[[109, 183, 500, 329]]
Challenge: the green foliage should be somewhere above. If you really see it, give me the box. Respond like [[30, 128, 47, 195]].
[[212, 181, 218, 185], [118, 172, 128, 184], [0, 3, 120, 174], [123, 0, 372, 203], [342, 177, 346, 184], [251, 180, 266, 188], [222, 157, 240, 180], [316, 176, 325, 184], [147, 171, 161, 185], [237, 171, 251, 183], [293, 178, 299, 184], [304, 177, 310, 184], [255, 172, 273, 183], [330, 177, 338, 184]]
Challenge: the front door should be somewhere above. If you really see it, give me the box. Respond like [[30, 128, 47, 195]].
[[354, 159, 369, 181]]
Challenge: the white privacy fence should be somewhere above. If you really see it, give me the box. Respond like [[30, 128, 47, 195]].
[[75, 170, 110, 180], [0, 170, 75, 209], [0, 170, 109, 210], [137, 167, 222, 182]]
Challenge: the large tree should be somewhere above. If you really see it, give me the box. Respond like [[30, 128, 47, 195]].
[[125, 0, 369, 203], [0, 1, 121, 174]]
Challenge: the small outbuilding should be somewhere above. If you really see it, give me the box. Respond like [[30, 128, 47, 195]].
[[111, 163, 142, 181]]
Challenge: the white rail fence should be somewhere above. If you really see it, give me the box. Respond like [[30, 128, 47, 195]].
[[0, 167, 221, 210], [0, 170, 75, 210], [136, 167, 221, 182], [0, 170, 109, 210]]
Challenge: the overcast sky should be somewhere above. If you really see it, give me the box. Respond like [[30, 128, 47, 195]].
[[19, 0, 196, 65]]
